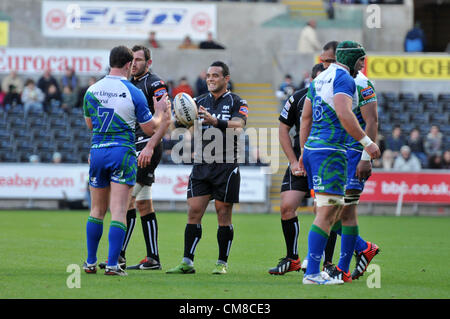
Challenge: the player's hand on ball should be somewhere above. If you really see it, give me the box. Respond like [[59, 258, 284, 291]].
[[365, 143, 381, 159], [138, 147, 153, 168]]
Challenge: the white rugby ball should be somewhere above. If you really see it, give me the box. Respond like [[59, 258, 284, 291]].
[[173, 92, 198, 127]]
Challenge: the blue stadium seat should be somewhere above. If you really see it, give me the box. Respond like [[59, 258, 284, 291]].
[[8, 115, 27, 128], [63, 152, 80, 163], [48, 116, 68, 130], [32, 128, 53, 141], [386, 101, 403, 112], [0, 140, 14, 152], [38, 151, 53, 163], [34, 140, 56, 154], [27, 115, 48, 130], [53, 129, 72, 142], [381, 92, 398, 103], [1, 152, 19, 162], [398, 92, 416, 103], [438, 93, 450, 103], [418, 93, 434, 103], [410, 112, 429, 125], [0, 127, 10, 140], [12, 127, 30, 140], [422, 101, 439, 112], [402, 101, 421, 113]]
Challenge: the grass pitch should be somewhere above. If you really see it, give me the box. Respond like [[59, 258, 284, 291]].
[[1, 210, 449, 299]]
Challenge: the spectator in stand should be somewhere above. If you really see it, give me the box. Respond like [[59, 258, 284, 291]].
[[61, 67, 79, 92], [147, 31, 161, 49], [21, 79, 45, 114], [428, 154, 443, 169], [37, 69, 60, 98], [3, 85, 22, 110], [172, 77, 194, 97], [380, 149, 395, 170], [406, 128, 427, 167], [29, 154, 40, 163], [195, 70, 208, 96], [199, 32, 225, 50], [393, 145, 421, 171], [424, 125, 443, 158], [44, 83, 62, 112], [385, 125, 405, 156], [76, 76, 97, 108], [2, 70, 24, 94], [442, 150, 450, 169], [275, 74, 296, 111], [298, 71, 312, 90], [297, 20, 321, 54], [178, 35, 198, 50], [61, 85, 78, 112], [404, 22, 426, 52], [52, 152, 62, 164]]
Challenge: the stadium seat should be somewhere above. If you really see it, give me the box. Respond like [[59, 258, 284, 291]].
[[48, 116, 68, 130], [1, 152, 19, 162], [18, 150, 34, 162], [15, 139, 35, 154], [391, 112, 410, 125], [402, 101, 421, 113], [381, 91, 398, 103], [410, 113, 429, 125], [38, 151, 53, 163], [437, 93, 450, 103], [8, 115, 27, 129], [27, 108, 45, 118], [53, 129, 72, 142], [11, 127, 30, 140], [398, 92, 416, 103], [56, 140, 76, 153], [385, 101, 403, 112], [422, 101, 439, 112], [0, 129, 10, 142], [73, 129, 91, 140], [7, 106, 25, 118], [32, 128, 53, 141], [69, 116, 86, 129], [0, 139, 14, 152], [63, 152, 80, 163], [34, 140, 56, 154], [27, 115, 48, 130], [429, 113, 448, 126], [418, 93, 434, 103]]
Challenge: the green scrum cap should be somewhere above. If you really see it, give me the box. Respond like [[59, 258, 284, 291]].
[[336, 41, 366, 76]]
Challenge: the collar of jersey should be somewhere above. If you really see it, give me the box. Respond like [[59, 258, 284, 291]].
[[210, 90, 231, 100], [106, 75, 128, 80]]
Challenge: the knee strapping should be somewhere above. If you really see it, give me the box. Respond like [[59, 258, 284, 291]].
[[344, 193, 360, 206], [315, 194, 345, 207]]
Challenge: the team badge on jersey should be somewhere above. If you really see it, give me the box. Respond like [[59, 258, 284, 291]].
[[154, 87, 167, 97], [361, 87, 375, 100], [239, 105, 249, 117]]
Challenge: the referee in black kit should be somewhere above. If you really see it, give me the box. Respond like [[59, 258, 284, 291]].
[[100, 45, 170, 271], [166, 61, 249, 275]]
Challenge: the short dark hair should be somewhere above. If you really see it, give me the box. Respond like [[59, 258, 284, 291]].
[[311, 63, 325, 79], [210, 61, 230, 77], [323, 41, 339, 54], [131, 45, 151, 61], [109, 45, 133, 68]]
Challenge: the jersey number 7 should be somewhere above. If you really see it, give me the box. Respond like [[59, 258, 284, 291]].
[[98, 107, 115, 133]]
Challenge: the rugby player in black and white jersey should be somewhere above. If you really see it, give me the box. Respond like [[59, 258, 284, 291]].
[[99, 45, 170, 271], [268, 63, 325, 275], [166, 61, 248, 275]]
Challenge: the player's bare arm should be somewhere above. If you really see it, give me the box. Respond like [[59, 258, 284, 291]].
[[279, 121, 299, 175], [297, 98, 313, 176], [356, 100, 379, 181], [138, 105, 171, 168], [334, 94, 380, 159], [139, 93, 170, 136]]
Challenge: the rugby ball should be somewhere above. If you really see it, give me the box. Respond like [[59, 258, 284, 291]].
[[173, 92, 198, 127]]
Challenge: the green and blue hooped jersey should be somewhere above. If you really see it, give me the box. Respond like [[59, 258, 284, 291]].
[[83, 75, 153, 150]]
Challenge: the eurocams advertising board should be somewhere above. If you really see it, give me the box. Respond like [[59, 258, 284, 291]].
[[0, 164, 267, 202], [0, 48, 109, 75], [42, 1, 217, 41]]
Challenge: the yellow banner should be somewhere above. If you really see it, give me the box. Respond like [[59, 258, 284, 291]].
[[366, 55, 450, 80], [0, 21, 8, 47]]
